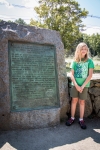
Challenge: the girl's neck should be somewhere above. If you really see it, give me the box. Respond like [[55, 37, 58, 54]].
[[81, 55, 85, 58], [81, 57, 85, 61], [81, 55, 86, 60]]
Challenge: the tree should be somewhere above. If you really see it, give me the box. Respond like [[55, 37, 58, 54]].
[[15, 18, 27, 25], [7, 20, 14, 23], [0, 19, 14, 23], [30, 0, 88, 52], [90, 34, 100, 56], [0, 19, 3, 22], [82, 33, 100, 57]]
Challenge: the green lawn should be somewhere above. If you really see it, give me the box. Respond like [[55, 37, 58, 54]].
[[65, 58, 100, 73], [94, 65, 100, 73]]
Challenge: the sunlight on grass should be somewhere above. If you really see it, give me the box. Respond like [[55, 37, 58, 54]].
[[65, 57, 100, 73]]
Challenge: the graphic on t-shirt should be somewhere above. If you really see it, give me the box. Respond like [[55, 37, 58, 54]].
[[74, 62, 88, 78]]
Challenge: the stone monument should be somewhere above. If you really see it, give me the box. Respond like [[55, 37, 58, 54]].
[[0, 21, 69, 130]]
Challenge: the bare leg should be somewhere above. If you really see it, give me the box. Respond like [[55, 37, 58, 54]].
[[79, 99, 85, 119], [71, 98, 78, 118], [66, 98, 78, 126]]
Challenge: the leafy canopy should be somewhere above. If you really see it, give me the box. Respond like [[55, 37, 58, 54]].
[[15, 18, 27, 25], [30, 0, 88, 52]]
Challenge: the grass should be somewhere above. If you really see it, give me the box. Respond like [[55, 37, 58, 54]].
[[65, 57, 100, 73], [94, 64, 100, 73]]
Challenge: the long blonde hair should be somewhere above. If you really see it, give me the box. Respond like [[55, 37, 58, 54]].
[[74, 42, 90, 62]]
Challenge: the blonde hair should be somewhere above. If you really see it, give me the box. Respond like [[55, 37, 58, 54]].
[[74, 42, 90, 62]]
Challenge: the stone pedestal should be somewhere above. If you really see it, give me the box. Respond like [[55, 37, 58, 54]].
[[0, 21, 69, 130]]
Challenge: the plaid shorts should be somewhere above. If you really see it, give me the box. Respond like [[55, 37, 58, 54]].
[[70, 86, 88, 100]]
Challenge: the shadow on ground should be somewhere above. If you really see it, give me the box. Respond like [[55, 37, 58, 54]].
[[0, 118, 100, 150]]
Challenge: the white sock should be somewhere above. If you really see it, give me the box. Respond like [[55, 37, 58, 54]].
[[79, 118, 83, 121], [71, 117, 75, 120]]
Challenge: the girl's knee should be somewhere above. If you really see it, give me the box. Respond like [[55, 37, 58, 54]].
[[72, 98, 78, 104], [79, 100, 85, 105]]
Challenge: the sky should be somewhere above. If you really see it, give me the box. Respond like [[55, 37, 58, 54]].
[[0, 0, 100, 35]]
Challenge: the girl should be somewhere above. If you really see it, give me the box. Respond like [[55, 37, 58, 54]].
[[66, 42, 94, 129]]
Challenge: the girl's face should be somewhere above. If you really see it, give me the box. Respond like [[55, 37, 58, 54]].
[[80, 46, 88, 58]]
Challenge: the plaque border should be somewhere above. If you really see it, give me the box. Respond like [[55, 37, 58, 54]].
[[8, 41, 60, 112]]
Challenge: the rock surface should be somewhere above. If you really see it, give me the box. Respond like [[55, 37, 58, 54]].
[[0, 21, 68, 130]]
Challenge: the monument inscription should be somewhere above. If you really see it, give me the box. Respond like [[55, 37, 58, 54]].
[[9, 42, 59, 111]]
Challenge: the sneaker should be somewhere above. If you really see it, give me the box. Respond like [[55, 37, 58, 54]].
[[79, 120, 87, 129], [66, 118, 75, 126]]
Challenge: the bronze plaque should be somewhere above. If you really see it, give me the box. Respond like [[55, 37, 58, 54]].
[[8, 42, 59, 111]]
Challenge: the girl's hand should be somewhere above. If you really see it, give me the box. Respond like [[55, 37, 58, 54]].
[[79, 87, 83, 93], [75, 85, 83, 93], [79, 86, 85, 93], [81, 85, 84, 90]]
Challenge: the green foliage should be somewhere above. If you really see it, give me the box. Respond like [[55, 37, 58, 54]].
[[67, 33, 100, 57], [0, 19, 3, 22], [0, 19, 27, 25], [15, 18, 27, 25], [0, 19, 14, 23], [7, 20, 14, 23], [30, 0, 88, 52], [82, 33, 100, 56]]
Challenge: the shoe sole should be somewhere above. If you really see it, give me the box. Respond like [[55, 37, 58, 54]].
[[66, 121, 74, 126], [79, 122, 87, 129]]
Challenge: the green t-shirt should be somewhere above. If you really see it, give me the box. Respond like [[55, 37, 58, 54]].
[[70, 58, 94, 87]]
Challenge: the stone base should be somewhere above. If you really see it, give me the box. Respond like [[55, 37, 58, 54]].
[[0, 108, 60, 130]]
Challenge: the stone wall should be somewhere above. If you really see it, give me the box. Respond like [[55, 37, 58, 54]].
[[67, 74, 100, 118], [0, 21, 69, 130]]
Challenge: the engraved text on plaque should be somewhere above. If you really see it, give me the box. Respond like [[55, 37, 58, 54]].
[[9, 42, 59, 111]]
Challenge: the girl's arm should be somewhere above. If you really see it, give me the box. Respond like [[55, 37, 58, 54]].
[[70, 69, 82, 92], [81, 68, 94, 89]]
